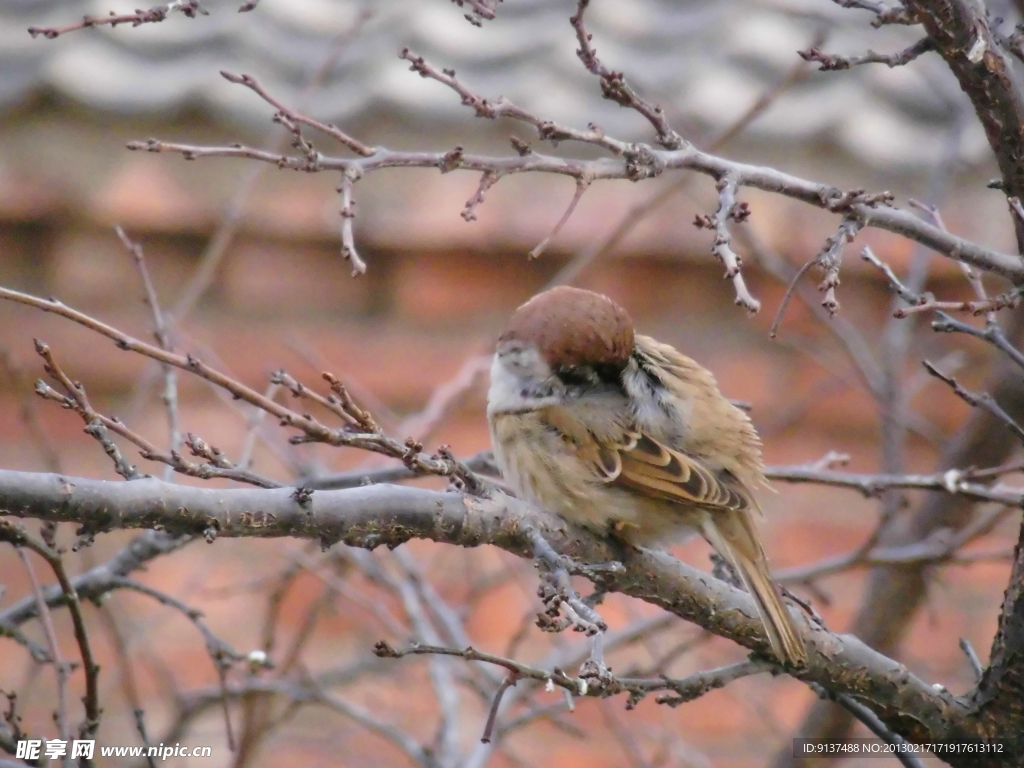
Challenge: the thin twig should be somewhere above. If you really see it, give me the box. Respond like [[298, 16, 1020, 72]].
[[827, 0, 917, 27], [33, 340, 141, 481], [529, 176, 592, 259], [959, 638, 985, 681], [766, 462, 1024, 506], [237, 382, 280, 470], [338, 169, 367, 275], [123, 137, 1024, 282], [399, 49, 627, 155], [546, 40, 817, 290], [1, 287, 485, 490], [220, 72, 374, 157], [462, 169, 501, 221], [1, 523, 102, 739], [863, 244, 1024, 319], [35, 381, 281, 489], [16, 549, 70, 744], [569, 0, 683, 149], [700, 175, 760, 312], [931, 312, 1024, 373], [799, 38, 933, 70], [812, 683, 928, 768], [117, 227, 181, 482], [450, 0, 499, 24], [134, 709, 158, 768], [27, 0, 206, 38], [373, 639, 768, 711], [923, 360, 1024, 445], [481, 673, 518, 743], [531, 530, 609, 636]]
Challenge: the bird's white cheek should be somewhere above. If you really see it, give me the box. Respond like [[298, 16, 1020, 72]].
[[486, 357, 518, 416], [487, 356, 559, 415]]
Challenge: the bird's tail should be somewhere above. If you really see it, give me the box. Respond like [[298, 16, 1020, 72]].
[[701, 515, 807, 667]]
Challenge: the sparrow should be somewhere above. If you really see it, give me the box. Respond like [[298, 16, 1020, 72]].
[[487, 286, 807, 666]]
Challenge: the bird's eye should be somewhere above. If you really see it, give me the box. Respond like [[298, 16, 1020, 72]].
[[556, 367, 598, 386]]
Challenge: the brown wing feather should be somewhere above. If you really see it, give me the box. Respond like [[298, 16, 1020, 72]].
[[587, 430, 752, 514]]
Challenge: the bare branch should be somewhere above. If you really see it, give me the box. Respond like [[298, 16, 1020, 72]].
[[450, 0, 499, 25], [810, 683, 929, 768], [123, 136, 1024, 282], [481, 674, 517, 743], [766, 462, 1024, 507], [0, 530, 190, 630], [531, 530, 610, 636], [462, 169, 501, 222], [765, 462, 1024, 512], [0, 287, 486, 491], [799, 38, 933, 70], [117, 228, 181, 482], [546, 41, 817, 290], [0, 471, 980, 748], [392, 356, 491, 446], [960, 637, 985, 681], [27, 0, 207, 39], [923, 360, 1024, 445], [775, 505, 1015, 583], [569, 0, 684, 149], [818, 218, 863, 315], [399, 49, 626, 155], [770, 217, 862, 335], [529, 176, 592, 259], [0, 522, 101, 739], [372, 640, 769, 711], [301, 450, 498, 490], [696, 175, 761, 313], [931, 313, 1024, 374], [219, 72, 374, 157], [862, 245, 927, 306], [16, 549, 70, 744], [35, 379, 281, 489], [338, 170, 367, 276], [864, 245, 1024, 319], [830, 0, 917, 24], [33, 340, 141, 480], [109, 577, 245, 667]]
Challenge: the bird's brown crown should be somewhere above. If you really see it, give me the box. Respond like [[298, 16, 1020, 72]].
[[499, 286, 635, 370]]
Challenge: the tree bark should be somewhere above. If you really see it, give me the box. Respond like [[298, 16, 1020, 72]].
[[0, 469, 1020, 765]]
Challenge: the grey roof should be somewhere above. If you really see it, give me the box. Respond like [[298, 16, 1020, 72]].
[[0, 0, 1000, 168]]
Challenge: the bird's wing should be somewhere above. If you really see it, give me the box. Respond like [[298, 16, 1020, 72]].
[[580, 430, 754, 513]]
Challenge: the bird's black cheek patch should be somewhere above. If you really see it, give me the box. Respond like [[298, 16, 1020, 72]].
[[555, 363, 628, 393], [555, 365, 599, 387]]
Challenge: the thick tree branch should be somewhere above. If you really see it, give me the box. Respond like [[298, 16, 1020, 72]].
[[971, 519, 1024, 740], [903, 0, 1024, 249], [0, 469, 993, 759]]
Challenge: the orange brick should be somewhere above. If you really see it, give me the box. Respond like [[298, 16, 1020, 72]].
[[390, 249, 555, 325], [219, 237, 375, 317]]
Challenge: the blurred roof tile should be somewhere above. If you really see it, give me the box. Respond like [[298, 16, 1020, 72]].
[[2, 0, 995, 169]]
